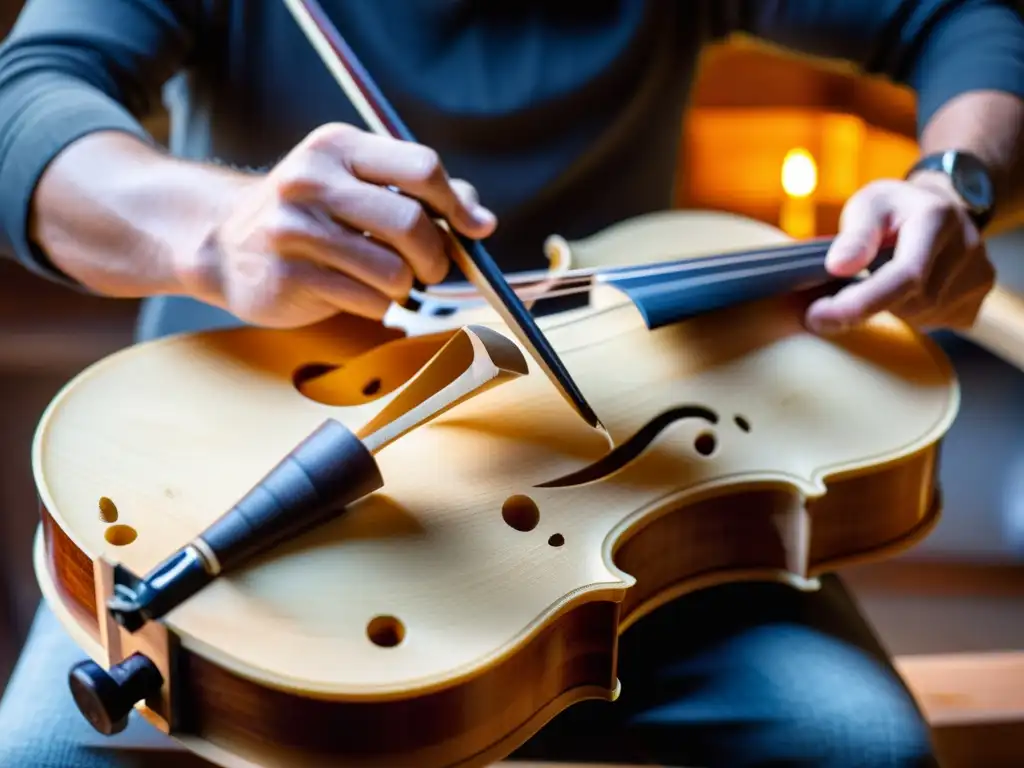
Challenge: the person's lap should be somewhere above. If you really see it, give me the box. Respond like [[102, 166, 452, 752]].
[[508, 575, 936, 766], [0, 575, 935, 768]]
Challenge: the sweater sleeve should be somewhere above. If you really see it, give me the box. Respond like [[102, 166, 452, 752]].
[[0, 0, 200, 286], [713, 0, 1024, 135]]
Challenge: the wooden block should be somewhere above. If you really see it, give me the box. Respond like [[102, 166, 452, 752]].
[[897, 652, 1024, 727]]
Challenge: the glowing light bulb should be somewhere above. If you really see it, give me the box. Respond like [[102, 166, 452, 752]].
[[779, 148, 818, 238], [781, 148, 818, 199]]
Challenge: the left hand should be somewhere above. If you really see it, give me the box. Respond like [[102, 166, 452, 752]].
[[805, 172, 996, 334]]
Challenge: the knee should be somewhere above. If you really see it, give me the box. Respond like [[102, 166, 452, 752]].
[[778, 698, 936, 768], [749, 628, 937, 767], [693, 624, 937, 767]]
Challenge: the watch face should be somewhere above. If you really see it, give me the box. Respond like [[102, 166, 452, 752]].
[[945, 151, 995, 212]]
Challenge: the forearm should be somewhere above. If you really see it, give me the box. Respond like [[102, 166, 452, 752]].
[[30, 131, 257, 298], [916, 90, 1024, 233]]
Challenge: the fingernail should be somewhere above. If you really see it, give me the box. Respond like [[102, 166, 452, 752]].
[[826, 246, 862, 273], [471, 205, 496, 228]]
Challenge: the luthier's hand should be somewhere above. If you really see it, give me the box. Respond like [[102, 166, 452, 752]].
[[805, 173, 995, 334], [177, 123, 496, 327]]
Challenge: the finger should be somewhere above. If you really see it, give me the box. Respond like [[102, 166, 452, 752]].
[[289, 258, 393, 321], [805, 262, 916, 333], [281, 172, 452, 285], [826, 187, 891, 277], [450, 178, 492, 227], [352, 144, 497, 238], [306, 125, 497, 238], [806, 207, 950, 332], [270, 204, 415, 300]]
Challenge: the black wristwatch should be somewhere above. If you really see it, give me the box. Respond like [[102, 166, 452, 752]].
[[905, 149, 996, 231]]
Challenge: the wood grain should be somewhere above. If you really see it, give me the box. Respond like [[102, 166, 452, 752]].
[[32, 211, 961, 766]]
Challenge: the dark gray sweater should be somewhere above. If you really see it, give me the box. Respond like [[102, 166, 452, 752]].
[[1, 0, 1022, 337]]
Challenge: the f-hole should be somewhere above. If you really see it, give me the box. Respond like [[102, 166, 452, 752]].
[[536, 405, 720, 489]]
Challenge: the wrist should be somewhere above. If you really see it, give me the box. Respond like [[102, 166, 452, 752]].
[[32, 132, 260, 299], [907, 170, 970, 208], [906, 150, 998, 232], [160, 163, 263, 300]]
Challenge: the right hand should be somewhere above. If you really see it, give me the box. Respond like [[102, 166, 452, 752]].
[[177, 123, 497, 328]]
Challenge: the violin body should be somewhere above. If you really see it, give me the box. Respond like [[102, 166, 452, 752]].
[[34, 211, 958, 767]]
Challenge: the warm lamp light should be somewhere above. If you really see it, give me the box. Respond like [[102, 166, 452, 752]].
[[781, 148, 818, 198], [779, 147, 817, 238]]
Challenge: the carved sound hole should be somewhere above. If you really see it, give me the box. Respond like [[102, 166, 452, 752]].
[[105, 525, 137, 546], [291, 332, 457, 406], [537, 407, 756, 489], [98, 496, 118, 523], [502, 495, 540, 532], [501, 495, 566, 551], [367, 615, 405, 648], [691, 414, 751, 456], [293, 362, 382, 403], [292, 362, 340, 388], [694, 432, 716, 456], [96, 496, 138, 547]]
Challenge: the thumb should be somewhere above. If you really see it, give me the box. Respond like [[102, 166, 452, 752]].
[[449, 178, 497, 238], [826, 186, 892, 277]]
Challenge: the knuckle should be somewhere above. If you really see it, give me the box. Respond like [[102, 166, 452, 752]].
[[261, 205, 309, 249], [861, 179, 894, 198], [303, 122, 361, 152], [391, 199, 432, 239], [407, 146, 443, 183], [383, 259, 415, 296], [919, 197, 962, 235], [450, 178, 479, 205], [840, 181, 892, 227], [274, 157, 323, 200], [858, 179, 897, 207]]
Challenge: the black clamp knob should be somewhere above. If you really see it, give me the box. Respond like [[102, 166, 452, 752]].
[[68, 653, 164, 736]]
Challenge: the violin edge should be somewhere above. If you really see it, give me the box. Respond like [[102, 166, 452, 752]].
[[35, 516, 623, 767]]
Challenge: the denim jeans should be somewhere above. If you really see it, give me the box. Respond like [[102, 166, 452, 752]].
[[509, 575, 937, 767]]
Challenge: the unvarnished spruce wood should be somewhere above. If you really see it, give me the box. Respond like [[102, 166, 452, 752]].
[[35, 211, 959, 767]]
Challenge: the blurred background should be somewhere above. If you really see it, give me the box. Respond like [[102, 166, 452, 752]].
[[1, 2, 1024, 765]]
